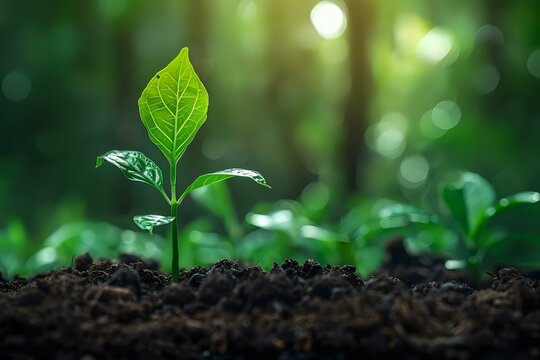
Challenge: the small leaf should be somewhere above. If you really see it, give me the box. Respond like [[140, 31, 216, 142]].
[[133, 215, 175, 235], [138, 48, 209, 164], [96, 151, 166, 196], [441, 172, 495, 234], [179, 168, 270, 203]]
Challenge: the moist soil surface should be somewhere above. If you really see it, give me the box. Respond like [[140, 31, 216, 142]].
[[1, 250, 540, 359]]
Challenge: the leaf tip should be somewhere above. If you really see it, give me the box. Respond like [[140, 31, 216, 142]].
[[95, 156, 104, 168]]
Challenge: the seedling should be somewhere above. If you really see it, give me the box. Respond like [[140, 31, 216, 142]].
[[358, 172, 540, 275], [97, 48, 270, 281]]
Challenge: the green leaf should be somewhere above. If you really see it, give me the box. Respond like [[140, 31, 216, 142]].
[[357, 203, 438, 245], [356, 203, 461, 256], [473, 191, 540, 243], [191, 182, 234, 219], [133, 215, 175, 235], [96, 150, 167, 199], [490, 191, 540, 213], [138, 47, 209, 163], [191, 182, 244, 241], [441, 172, 495, 234], [179, 168, 270, 203], [25, 221, 166, 276]]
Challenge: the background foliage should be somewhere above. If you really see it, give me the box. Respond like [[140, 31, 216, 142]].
[[2, 0, 540, 276]]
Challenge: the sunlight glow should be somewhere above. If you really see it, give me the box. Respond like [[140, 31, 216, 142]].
[[416, 28, 453, 64], [310, 1, 347, 39]]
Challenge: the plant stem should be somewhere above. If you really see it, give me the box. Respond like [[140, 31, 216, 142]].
[[170, 161, 179, 282], [171, 201, 179, 282]]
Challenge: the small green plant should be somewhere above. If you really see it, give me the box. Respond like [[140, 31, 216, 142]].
[[97, 48, 270, 281], [358, 172, 540, 275]]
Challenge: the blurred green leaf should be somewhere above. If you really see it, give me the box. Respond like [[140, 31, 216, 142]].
[[133, 215, 175, 235], [138, 47, 209, 164], [191, 182, 243, 241], [358, 203, 441, 246], [490, 191, 540, 214], [25, 221, 165, 275], [442, 172, 495, 234], [354, 246, 387, 277], [237, 230, 289, 270], [191, 182, 233, 219], [186, 231, 234, 265], [0, 220, 28, 278], [474, 191, 540, 246], [354, 202, 463, 269]]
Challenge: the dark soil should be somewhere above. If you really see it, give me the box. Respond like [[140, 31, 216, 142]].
[[1, 251, 540, 359]]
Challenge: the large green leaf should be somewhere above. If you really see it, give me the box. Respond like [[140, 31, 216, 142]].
[[441, 172, 495, 234], [138, 48, 209, 163], [179, 168, 270, 203], [96, 150, 166, 197], [133, 215, 175, 235]]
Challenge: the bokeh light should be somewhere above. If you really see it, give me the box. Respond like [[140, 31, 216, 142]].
[[399, 155, 430, 188], [527, 49, 540, 79], [432, 101, 461, 130], [2, 71, 31, 102], [416, 28, 454, 64], [472, 65, 500, 94], [366, 112, 408, 159], [301, 182, 331, 211], [310, 1, 347, 39]]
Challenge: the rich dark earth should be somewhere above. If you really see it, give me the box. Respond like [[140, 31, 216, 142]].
[[1, 248, 540, 359]]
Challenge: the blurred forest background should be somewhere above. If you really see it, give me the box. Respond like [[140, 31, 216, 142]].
[[2, 0, 540, 275]]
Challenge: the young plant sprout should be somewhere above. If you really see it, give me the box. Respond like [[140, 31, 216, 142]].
[[97, 48, 270, 281]]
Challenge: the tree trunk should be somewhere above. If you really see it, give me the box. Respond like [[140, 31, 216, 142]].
[[342, 0, 373, 194]]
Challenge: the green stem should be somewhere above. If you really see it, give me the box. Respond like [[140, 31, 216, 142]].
[[171, 201, 179, 282], [159, 188, 172, 205], [170, 161, 179, 282], [170, 161, 177, 203]]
